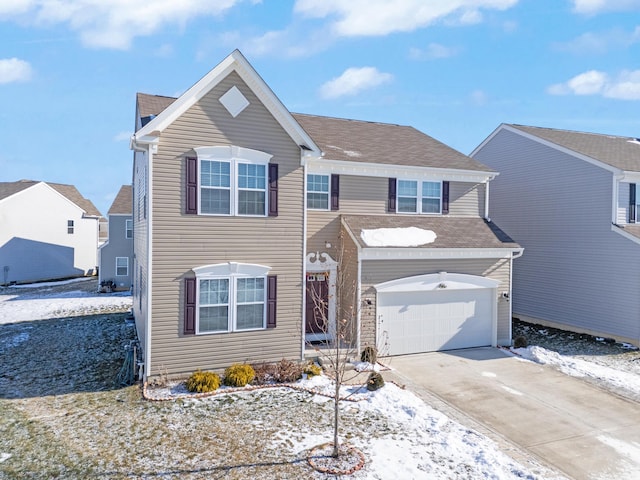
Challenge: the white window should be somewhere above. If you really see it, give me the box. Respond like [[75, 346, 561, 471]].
[[116, 257, 129, 276], [125, 219, 133, 239], [194, 263, 270, 334], [196, 146, 271, 216], [397, 180, 442, 214], [67, 220, 74, 234], [307, 174, 330, 210]]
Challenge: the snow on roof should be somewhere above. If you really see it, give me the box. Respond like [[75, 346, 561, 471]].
[[360, 227, 437, 247]]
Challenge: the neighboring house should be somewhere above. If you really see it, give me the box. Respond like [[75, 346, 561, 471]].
[[0, 179, 101, 285], [98, 185, 133, 290], [472, 124, 640, 346], [130, 50, 522, 381]]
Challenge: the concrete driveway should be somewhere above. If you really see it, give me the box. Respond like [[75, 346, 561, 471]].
[[386, 348, 640, 480]]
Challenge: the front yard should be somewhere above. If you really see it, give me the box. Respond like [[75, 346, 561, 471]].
[[0, 279, 562, 479]]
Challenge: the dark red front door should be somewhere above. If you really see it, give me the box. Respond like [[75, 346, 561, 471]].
[[305, 272, 328, 335]]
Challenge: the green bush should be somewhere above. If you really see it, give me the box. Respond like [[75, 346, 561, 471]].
[[303, 361, 322, 378], [223, 363, 256, 387], [273, 358, 303, 383], [366, 372, 385, 391], [360, 346, 378, 364], [185, 370, 221, 393], [513, 335, 528, 348]]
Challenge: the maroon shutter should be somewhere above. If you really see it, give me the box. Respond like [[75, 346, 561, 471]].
[[184, 277, 196, 335], [268, 163, 278, 217], [442, 181, 450, 214], [185, 157, 198, 214], [388, 178, 397, 212], [266, 275, 277, 329], [630, 183, 636, 224], [330, 174, 340, 211]]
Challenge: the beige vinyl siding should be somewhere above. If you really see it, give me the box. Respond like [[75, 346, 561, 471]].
[[148, 72, 305, 378], [359, 257, 512, 350], [449, 182, 486, 217], [307, 176, 486, 253]]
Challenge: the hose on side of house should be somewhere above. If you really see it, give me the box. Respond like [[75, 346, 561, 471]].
[[116, 340, 139, 386]]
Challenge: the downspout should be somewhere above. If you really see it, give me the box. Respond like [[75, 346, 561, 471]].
[[509, 248, 524, 347], [484, 180, 491, 222]]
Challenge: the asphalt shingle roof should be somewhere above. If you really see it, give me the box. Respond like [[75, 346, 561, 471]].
[[0, 180, 102, 217], [108, 185, 132, 215], [510, 124, 640, 172], [342, 215, 519, 250]]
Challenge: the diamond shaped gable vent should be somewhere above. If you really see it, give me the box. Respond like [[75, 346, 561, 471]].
[[219, 86, 250, 117]]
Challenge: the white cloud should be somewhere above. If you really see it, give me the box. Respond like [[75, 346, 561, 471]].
[[0, 58, 33, 84], [555, 27, 640, 54], [548, 69, 640, 100], [319, 67, 393, 99], [0, 0, 242, 49], [409, 43, 461, 60], [113, 131, 131, 142], [572, 0, 640, 15], [469, 89, 489, 106], [294, 0, 518, 36]]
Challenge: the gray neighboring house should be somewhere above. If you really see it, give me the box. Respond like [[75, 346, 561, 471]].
[[98, 185, 133, 290], [472, 124, 640, 346]]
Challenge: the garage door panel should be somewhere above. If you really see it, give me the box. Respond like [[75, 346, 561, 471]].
[[379, 289, 493, 355]]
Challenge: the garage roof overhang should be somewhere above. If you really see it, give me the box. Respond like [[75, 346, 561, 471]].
[[375, 272, 500, 293], [361, 247, 521, 261]]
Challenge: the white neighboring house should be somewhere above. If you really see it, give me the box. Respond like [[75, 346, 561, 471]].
[[98, 185, 133, 291], [0, 180, 102, 285]]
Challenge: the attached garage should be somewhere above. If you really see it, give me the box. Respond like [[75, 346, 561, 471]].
[[376, 272, 499, 355]]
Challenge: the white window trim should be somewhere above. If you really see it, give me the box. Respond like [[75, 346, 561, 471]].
[[635, 184, 640, 223], [116, 257, 129, 277], [306, 173, 330, 211], [397, 179, 442, 215], [125, 219, 133, 239], [195, 146, 272, 217], [193, 262, 271, 334]]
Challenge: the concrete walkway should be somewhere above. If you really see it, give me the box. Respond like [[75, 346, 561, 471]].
[[385, 348, 640, 480]]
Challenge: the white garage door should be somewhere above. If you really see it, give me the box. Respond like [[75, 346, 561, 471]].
[[376, 273, 498, 356]]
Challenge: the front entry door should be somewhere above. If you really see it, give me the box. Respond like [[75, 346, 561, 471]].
[[305, 272, 329, 337]]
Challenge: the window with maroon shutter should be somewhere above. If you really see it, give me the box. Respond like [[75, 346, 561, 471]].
[[630, 183, 636, 224], [266, 275, 277, 328], [268, 163, 278, 217], [185, 156, 198, 214], [388, 178, 397, 212], [330, 174, 340, 211], [442, 181, 450, 214], [184, 277, 196, 334]]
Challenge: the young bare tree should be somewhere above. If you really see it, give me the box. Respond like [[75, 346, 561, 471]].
[[306, 230, 366, 458]]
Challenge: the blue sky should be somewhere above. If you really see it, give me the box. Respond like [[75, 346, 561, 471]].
[[1, 0, 640, 216]]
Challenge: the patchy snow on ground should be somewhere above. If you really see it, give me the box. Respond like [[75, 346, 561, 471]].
[[360, 227, 437, 247], [0, 278, 132, 324], [513, 345, 640, 399]]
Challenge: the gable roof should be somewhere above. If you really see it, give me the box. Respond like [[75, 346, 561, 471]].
[[132, 49, 320, 155], [342, 215, 519, 250], [506, 124, 640, 172], [108, 185, 132, 215], [293, 113, 493, 171], [0, 180, 102, 217]]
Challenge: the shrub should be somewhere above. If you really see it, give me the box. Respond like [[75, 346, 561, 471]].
[[366, 372, 385, 391], [360, 346, 378, 364], [303, 361, 322, 378], [251, 362, 276, 385], [185, 370, 221, 393], [223, 363, 255, 387], [513, 335, 528, 348], [273, 358, 303, 383]]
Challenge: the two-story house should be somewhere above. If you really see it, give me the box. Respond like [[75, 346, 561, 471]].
[[0, 179, 101, 285], [98, 185, 133, 291], [472, 124, 640, 346], [130, 50, 521, 381]]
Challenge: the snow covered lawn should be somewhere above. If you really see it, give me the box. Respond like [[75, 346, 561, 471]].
[[0, 279, 570, 478]]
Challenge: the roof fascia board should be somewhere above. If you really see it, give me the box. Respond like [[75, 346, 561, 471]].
[[611, 225, 640, 246], [38, 182, 87, 215], [469, 123, 505, 157], [618, 171, 640, 182], [306, 158, 497, 183], [484, 124, 622, 175], [132, 50, 320, 156], [0, 183, 36, 207], [360, 247, 517, 261]]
